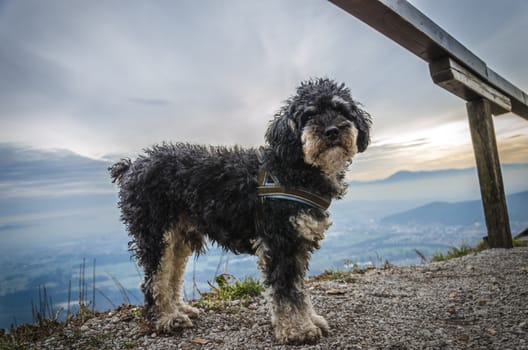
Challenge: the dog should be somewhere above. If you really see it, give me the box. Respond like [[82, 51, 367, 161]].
[[109, 78, 371, 344]]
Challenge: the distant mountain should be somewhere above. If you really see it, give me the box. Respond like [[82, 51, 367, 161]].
[[346, 163, 528, 204], [381, 191, 528, 226], [350, 163, 528, 186], [383, 168, 471, 183]]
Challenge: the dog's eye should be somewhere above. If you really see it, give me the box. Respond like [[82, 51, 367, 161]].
[[334, 103, 351, 117], [300, 110, 316, 125], [337, 121, 351, 130], [331, 113, 351, 129]]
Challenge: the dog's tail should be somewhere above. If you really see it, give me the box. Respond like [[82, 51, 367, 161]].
[[109, 159, 132, 184]]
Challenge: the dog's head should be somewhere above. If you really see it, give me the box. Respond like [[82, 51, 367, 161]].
[[266, 78, 371, 176]]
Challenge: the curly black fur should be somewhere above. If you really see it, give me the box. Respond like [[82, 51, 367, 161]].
[[110, 78, 371, 341]]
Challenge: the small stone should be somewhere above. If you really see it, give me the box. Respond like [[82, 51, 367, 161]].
[[420, 329, 432, 338], [478, 298, 490, 306], [457, 334, 470, 341], [44, 337, 56, 344], [326, 288, 345, 295], [192, 337, 209, 345]]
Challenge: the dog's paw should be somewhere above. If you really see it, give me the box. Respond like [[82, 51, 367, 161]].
[[311, 313, 330, 336], [275, 321, 322, 344], [155, 312, 193, 332], [178, 303, 200, 318]]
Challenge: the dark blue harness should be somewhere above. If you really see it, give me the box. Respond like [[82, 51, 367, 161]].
[[255, 147, 331, 211]]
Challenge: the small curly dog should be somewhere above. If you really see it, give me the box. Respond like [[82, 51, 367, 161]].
[[110, 78, 371, 344]]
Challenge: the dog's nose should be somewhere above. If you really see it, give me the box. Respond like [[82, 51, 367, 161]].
[[324, 126, 340, 140]]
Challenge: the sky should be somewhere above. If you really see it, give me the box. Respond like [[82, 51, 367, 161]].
[[1, 0, 527, 180]]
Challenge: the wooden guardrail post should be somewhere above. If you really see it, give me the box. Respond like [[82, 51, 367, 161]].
[[466, 98, 513, 248], [329, 0, 527, 249]]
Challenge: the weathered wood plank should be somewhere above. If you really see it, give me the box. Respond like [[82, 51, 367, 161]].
[[329, 0, 486, 74], [487, 68, 528, 119], [466, 99, 513, 249], [328, 0, 528, 120], [430, 57, 512, 115]]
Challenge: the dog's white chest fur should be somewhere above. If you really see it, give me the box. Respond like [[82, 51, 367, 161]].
[[290, 211, 332, 244]]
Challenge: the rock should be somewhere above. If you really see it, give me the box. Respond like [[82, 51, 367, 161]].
[[325, 289, 343, 295], [192, 337, 209, 345]]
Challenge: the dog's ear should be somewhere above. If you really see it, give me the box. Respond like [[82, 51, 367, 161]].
[[265, 110, 302, 161], [352, 106, 372, 153], [325, 80, 371, 153]]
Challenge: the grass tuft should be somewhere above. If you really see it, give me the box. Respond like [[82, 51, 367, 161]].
[[195, 274, 264, 309], [431, 237, 528, 262], [430, 243, 474, 262], [313, 258, 388, 282]]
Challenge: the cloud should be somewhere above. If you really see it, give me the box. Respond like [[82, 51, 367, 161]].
[[129, 98, 172, 106], [0, 144, 113, 198], [0, 1, 412, 150], [0, 144, 109, 180], [349, 115, 528, 181], [0, 0, 527, 179]]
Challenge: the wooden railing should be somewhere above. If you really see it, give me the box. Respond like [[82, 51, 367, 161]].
[[329, 0, 528, 248]]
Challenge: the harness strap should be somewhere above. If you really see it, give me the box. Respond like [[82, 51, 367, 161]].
[[255, 146, 331, 210]]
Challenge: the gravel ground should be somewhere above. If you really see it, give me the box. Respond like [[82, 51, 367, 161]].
[[26, 247, 528, 349]]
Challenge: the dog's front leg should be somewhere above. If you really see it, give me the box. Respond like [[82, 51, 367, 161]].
[[256, 241, 328, 344], [270, 282, 329, 344]]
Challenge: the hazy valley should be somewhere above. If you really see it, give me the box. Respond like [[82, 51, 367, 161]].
[[1, 144, 527, 329]]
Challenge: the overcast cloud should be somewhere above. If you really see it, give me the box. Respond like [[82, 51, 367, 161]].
[[0, 0, 527, 180]]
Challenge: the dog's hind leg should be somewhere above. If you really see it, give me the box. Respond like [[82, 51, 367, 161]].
[[169, 220, 200, 319], [152, 220, 199, 332]]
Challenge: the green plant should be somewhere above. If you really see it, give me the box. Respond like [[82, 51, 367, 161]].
[[316, 259, 370, 281], [343, 259, 363, 273], [414, 249, 429, 264], [196, 274, 264, 308], [430, 244, 473, 262], [432, 237, 528, 263], [131, 306, 143, 318], [513, 238, 528, 247], [122, 340, 137, 349], [215, 274, 264, 300], [322, 268, 348, 281], [0, 258, 116, 348]]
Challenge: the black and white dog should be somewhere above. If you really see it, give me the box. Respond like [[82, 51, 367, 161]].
[[110, 78, 371, 344]]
